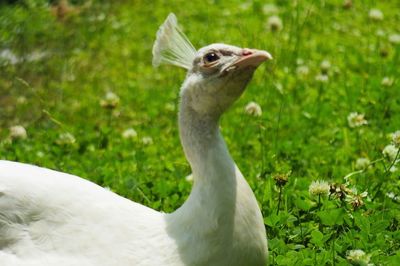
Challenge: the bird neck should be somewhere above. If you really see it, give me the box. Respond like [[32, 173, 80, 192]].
[[178, 93, 233, 182], [165, 92, 267, 265], [173, 92, 238, 224], [173, 92, 242, 234]]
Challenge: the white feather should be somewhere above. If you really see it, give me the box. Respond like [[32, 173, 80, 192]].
[[152, 13, 196, 69]]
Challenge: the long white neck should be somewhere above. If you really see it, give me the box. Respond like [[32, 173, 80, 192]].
[[178, 93, 236, 215], [179, 97, 230, 178], [165, 92, 267, 265]]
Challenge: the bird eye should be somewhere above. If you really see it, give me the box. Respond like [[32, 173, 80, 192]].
[[203, 52, 220, 64]]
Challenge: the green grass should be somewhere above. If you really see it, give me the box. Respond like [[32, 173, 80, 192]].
[[1, 0, 399, 265]]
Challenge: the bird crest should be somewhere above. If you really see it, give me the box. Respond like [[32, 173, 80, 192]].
[[152, 13, 196, 69]]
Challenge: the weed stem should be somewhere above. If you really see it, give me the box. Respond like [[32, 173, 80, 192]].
[[276, 186, 282, 215]]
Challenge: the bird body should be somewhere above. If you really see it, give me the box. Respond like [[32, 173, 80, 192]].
[[0, 160, 174, 266], [0, 13, 271, 266]]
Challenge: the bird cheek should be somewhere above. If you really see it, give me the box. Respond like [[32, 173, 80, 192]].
[[200, 65, 220, 76]]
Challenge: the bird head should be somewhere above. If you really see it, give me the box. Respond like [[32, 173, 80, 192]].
[[152, 13, 271, 117], [181, 44, 271, 115]]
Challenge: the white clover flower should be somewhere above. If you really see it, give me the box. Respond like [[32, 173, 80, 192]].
[[382, 144, 399, 162], [122, 128, 138, 139], [267, 16, 283, 32], [346, 189, 368, 209], [346, 249, 371, 265], [389, 165, 398, 172], [347, 112, 368, 128], [391, 130, 400, 147], [56, 132, 76, 146], [315, 74, 329, 83], [141, 136, 153, 145], [389, 33, 400, 44], [386, 192, 399, 201], [381, 77, 394, 87], [296, 65, 309, 77], [100, 91, 120, 109], [9, 125, 27, 140], [244, 101, 262, 117], [320, 60, 331, 73], [355, 158, 370, 170], [369, 9, 383, 21], [309, 180, 330, 197]]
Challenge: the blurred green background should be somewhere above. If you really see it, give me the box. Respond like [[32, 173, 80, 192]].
[[1, 0, 399, 265]]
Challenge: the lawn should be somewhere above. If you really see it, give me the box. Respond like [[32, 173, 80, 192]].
[[0, 0, 399, 265]]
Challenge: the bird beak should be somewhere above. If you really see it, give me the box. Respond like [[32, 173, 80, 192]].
[[222, 49, 272, 73], [233, 49, 273, 68]]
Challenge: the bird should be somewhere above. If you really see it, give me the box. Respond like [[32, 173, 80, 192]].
[[0, 13, 272, 266]]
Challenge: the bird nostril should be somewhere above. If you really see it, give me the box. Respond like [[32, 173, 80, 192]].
[[242, 49, 253, 56]]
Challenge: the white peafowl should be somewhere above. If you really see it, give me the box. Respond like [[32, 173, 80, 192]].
[[0, 13, 271, 266]]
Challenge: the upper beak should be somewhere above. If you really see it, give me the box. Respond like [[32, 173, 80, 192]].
[[222, 49, 272, 73], [233, 49, 273, 68]]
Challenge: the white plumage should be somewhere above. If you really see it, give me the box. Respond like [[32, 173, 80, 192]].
[[152, 13, 196, 69], [0, 13, 271, 266]]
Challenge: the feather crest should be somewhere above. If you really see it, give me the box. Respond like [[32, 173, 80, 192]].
[[152, 13, 196, 69]]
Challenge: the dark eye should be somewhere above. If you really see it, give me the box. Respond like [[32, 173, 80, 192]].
[[203, 52, 220, 64]]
